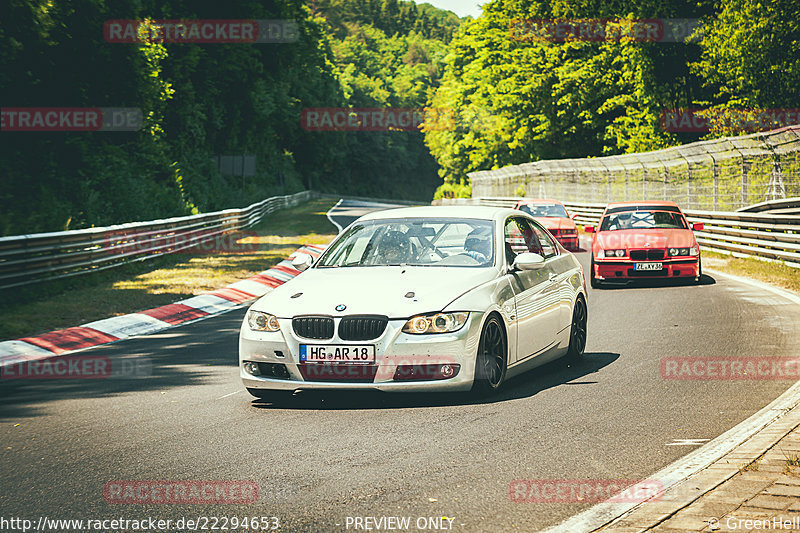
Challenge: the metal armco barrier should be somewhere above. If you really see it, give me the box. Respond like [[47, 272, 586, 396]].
[[468, 126, 800, 212], [738, 197, 800, 215], [0, 191, 314, 290], [435, 197, 800, 267]]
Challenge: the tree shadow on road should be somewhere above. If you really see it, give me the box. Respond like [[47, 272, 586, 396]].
[[248, 351, 620, 411], [0, 309, 248, 420]]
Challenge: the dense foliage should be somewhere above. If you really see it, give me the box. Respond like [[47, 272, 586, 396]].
[[1, 0, 795, 231], [425, 0, 797, 196], [691, 0, 800, 134], [424, 0, 714, 194], [0, 0, 458, 235]]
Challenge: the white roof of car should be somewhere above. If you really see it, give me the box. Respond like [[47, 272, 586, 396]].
[[359, 205, 519, 222]]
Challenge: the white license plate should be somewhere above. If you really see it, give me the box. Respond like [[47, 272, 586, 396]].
[[634, 262, 663, 271], [299, 345, 376, 364]]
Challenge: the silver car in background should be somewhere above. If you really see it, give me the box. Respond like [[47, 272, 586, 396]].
[[239, 206, 587, 398]]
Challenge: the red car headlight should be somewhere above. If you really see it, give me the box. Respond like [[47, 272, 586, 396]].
[[599, 249, 625, 258], [669, 247, 700, 257]]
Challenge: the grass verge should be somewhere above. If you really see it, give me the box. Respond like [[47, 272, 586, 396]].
[[0, 198, 339, 341], [701, 251, 800, 294]]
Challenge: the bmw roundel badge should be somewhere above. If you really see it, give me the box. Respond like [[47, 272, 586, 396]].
[[335, 304, 347, 312]]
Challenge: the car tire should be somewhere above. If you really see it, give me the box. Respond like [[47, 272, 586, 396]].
[[471, 314, 507, 396], [694, 257, 703, 284], [590, 258, 600, 289], [566, 296, 587, 362]]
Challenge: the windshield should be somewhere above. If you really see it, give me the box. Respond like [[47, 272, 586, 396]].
[[318, 218, 495, 268], [599, 210, 688, 231], [519, 203, 569, 218]]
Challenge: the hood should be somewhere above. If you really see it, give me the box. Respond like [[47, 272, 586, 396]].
[[251, 266, 499, 318], [535, 217, 577, 231], [595, 228, 697, 250]]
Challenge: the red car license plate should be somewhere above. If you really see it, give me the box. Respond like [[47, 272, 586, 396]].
[[634, 262, 663, 271]]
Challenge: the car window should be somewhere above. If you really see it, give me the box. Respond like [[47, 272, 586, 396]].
[[600, 209, 688, 231], [504, 217, 543, 264], [530, 222, 558, 258], [318, 218, 495, 267], [518, 203, 569, 218]]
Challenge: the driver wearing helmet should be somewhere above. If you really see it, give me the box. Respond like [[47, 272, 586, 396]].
[[377, 230, 413, 264], [612, 212, 633, 230], [464, 227, 493, 265]]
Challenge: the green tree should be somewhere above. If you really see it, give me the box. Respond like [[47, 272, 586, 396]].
[[424, 0, 712, 194], [693, 0, 800, 135]]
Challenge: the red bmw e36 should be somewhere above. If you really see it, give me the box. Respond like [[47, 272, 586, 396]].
[[514, 198, 580, 251], [585, 201, 704, 287]]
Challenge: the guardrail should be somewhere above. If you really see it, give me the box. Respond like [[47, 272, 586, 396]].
[[0, 191, 314, 290], [738, 196, 800, 215], [435, 197, 800, 267], [467, 126, 800, 212]]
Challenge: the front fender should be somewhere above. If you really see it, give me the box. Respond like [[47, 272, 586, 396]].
[[443, 273, 517, 367]]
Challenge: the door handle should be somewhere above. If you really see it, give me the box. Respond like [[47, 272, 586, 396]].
[[549, 273, 558, 282]]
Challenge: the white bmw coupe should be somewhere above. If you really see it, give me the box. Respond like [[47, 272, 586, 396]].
[[239, 206, 587, 398]]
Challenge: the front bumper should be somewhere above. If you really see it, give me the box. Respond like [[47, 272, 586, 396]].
[[593, 258, 700, 280], [239, 312, 484, 392], [555, 235, 579, 250]]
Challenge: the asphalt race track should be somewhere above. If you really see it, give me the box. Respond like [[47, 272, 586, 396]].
[[2, 200, 799, 532]]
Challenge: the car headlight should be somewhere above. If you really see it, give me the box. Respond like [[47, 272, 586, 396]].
[[669, 248, 696, 257], [599, 249, 625, 258], [402, 312, 469, 335], [248, 311, 281, 332]]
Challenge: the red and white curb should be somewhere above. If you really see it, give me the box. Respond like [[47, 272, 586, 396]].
[[0, 244, 326, 370]]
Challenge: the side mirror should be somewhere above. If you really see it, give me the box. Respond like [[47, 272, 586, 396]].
[[569, 213, 578, 220], [291, 252, 314, 272], [692, 223, 704, 231], [584, 225, 595, 233], [512, 252, 546, 271]]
